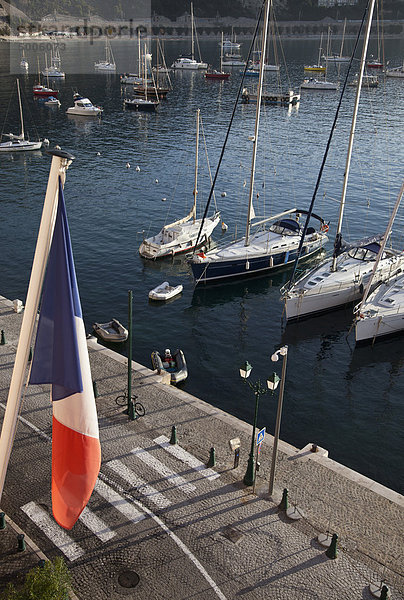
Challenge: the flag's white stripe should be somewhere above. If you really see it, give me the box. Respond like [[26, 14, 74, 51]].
[[107, 460, 171, 509], [131, 447, 196, 494], [79, 506, 116, 542], [52, 317, 99, 439], [94, 479, 145, 523], [153, 436, 220, 480], [21, 501, 84, 561]]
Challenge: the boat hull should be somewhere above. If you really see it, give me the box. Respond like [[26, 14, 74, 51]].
[[139, 213, 220, 259], [0, 140, 42, 152], [284, 254, 404, 322], [192, 237, 325, 285], [124, 99, 158, 112]]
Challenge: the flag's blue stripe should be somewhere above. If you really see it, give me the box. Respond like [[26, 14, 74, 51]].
[[29, 178, 83, 401]]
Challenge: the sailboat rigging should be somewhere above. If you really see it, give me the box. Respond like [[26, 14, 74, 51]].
[[139, 109, 220, 258], [190, 0, 328, 285], [281, 0, 404, 322], [0, 79, 43, 152]]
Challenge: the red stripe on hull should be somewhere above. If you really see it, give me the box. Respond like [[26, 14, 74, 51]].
[[52, 416, 101, 529]]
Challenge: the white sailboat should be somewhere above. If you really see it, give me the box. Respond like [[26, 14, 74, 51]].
[[0, 79, 42, 152], [385, 61, 404, 78], [139, 109, 220, 258], [95, 39, 116, 71], [322, 19, 351, 63], [171, 3, 207, 70], [42, 45, 65, 78], [191, 0, 328, 285], [354, 182, 404, 344], [281, 0, 404, 322], [20, 46, 28, 70]]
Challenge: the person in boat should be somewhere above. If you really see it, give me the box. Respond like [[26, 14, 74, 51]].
[[163, 348, 176, 369]]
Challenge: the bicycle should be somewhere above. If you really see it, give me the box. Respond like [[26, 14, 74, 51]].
[[115, 393, 145, 417]]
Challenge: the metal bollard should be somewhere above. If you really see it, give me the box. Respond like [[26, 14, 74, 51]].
[[0, 512, 6, 530], [278, 488, 289, 511], [380, 585, 390, 600], [325, 533, 338, 559], [0, 330, 5, 345], [233, 448, 240, 469], [169, 425, 177, 445], [207, 447, 216, 468], [92, 380, 99, 398], [17, 533, 26, 552]]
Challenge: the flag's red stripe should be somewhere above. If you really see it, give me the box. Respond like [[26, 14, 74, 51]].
[[52, 416, 101, 530]]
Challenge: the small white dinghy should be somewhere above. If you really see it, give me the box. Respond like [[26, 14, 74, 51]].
[[93, 318, 128, 343], [149, 281, 183, 301]]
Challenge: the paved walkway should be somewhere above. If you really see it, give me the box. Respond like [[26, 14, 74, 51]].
[[0, 295, 403, 599]]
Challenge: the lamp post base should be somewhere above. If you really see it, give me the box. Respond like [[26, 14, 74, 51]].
[[243, 455, 255, 486]]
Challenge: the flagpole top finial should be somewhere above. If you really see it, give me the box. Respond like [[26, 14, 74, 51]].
[[46, 149, 75, 161]]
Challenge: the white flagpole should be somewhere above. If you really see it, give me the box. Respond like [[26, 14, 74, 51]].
[[0, 150, 75, 502]]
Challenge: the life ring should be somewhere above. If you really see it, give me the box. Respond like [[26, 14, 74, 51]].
[[321, 223, 329, 233]]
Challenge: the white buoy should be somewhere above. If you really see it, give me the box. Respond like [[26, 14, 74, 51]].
[[43, 138, 50, 146], [221, 222, 228, 232], [55, 145, 61, 150], [126, 162, 130, 169], [96, 152, 101, 156], [155, 179, 159, 183], [221, 192, 226, 197], [243, 180, 247, 187], [162, 197, 167, 202], [135, 165, 140, 172]]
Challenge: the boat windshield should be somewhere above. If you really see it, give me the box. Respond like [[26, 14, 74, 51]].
[[347, 244, 379, 261], [269, 219, 301, 236]]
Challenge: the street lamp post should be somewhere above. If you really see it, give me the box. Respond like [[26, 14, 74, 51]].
[[268, 345, 288, 497], [240, 361, 271, 487]]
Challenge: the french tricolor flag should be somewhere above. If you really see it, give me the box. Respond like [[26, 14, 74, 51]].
[[29, 178, 101, 530]]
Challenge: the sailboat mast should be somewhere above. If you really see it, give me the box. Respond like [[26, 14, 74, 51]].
[[340, 18, 347, 58], [245, 0, 271, 247], [318, 32, 323, 65], [332, 0, 376, 271], [17, 79, 24, 141], [220, 31, 224, 72], [191, 3, 195, 61], [192, 109, 200, 223]]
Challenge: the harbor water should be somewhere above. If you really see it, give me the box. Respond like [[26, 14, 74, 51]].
[[0, 36, 403, 493]]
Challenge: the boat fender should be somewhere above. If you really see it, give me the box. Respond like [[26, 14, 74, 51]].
[[321, 223, 329, 232]]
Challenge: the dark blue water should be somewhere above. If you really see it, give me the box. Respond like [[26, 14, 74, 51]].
[[1, 37, 403, 493]]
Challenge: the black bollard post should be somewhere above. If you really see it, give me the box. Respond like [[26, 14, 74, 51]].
[[0, 330, 5, 345], [207, 447, 216, 467], [17, 534, 26, 552], [380, 585, 389, 600], [278, 488, 289, 511], [0, 512, 6, 530], [92, 380, 99, 398], [233, 447, 240, 469], [325, 533, 338, 559], [169, 425, 177, 445]]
